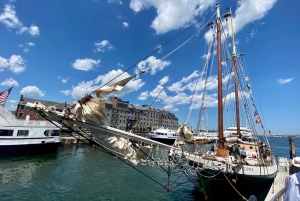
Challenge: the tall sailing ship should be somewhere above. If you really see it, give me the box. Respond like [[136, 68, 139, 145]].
[[24, 4, 276, 200], [183, 4, 277, 199]]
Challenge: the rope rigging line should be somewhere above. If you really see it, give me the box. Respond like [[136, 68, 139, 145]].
[[96, 11, 217, 92], [195, 35, 216, 130], [148, 22, 210, 110], [38, 112, 173, 189]]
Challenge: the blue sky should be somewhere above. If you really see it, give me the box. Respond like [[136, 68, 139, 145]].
[[0, 0, 299, 135]]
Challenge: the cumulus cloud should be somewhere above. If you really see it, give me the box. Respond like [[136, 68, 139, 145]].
[[1, 78, 19, 87], [135, 56, 171, 75], [0, 4, 40, 36], [20, 86, 45, 97], [123, 22, 129, 28], [26, 42, 35, 46], [60, 90, 71, 96], [129, 0, 277, 42], [108, 0, 123, 4], [71, 58, 100, 71], [129, 0, 215, 35], [6, 99, 18, 110], [278, 78, 293, 84], [70, 69, 145, 99], [155, 44, 162, 53], [138, 90, 149, 100], [94, 40, 114, 52], [117, 63, 124, 67], [0, 55, 26, 74], [19, 42, 35, 52], [159, 76, 169, 85], [58, 77, 69, 83]]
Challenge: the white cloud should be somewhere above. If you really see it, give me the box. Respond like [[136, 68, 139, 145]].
[[123, 22, 129, 28], [278, 78, 293, 84], [24, 48, 29, 52], [6, 99, 18, 110], [233, 0, 277, 36], [71, 69, 145, 100], [8, 55, 26, 74], [159, 76, 169, 85], [155, 44, 162, 53], [0, 4, 40, 36], [129, 0, 277, 40], [1, 78, 19, 87], [0, 55, 26, 74], [250, 29, 258, 38], [129, 0, 215, 35], [108, 0, 123, 4], [135, 56, 171, 75], [117, 63, 124, 67], [138, 90, 149, 100], [0, 56, 9, 71], [20, 86, 45, 97], [60, 90, 71, 96], [71, 58, 100, 71], [58, 77, 69, 83], [94, 40, 114, 52], [26, 42, 35, 46], [28, 25, 39, 36]]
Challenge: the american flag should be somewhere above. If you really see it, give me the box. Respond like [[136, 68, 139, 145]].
[[0, 86, 13, 104]]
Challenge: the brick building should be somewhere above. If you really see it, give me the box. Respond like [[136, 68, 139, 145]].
[[15, 95, 179, 131]]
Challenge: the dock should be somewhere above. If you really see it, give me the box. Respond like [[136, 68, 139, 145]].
[[264, 157, 290, 201]]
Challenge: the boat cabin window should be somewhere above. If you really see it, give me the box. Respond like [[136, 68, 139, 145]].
[[17, 130, 29, 136], [242, 137, 258, 143], [50, 130, 61, 136], [0, 130, 13, 136]]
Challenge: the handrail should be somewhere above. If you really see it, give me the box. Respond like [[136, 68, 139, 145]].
[[268, 187, 286, 201]]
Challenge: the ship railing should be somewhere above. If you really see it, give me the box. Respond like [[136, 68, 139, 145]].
[[4, 119, 60, 127], [0, 104, 18, 125], [268, 187, 286, 201]]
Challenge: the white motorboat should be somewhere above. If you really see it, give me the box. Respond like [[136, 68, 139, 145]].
[[0, 104, 61, 155], [224, 126, 252, 137], [148, 127, 178, 144]]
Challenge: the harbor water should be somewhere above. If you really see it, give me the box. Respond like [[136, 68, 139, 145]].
[[0, 137, 299, 201]]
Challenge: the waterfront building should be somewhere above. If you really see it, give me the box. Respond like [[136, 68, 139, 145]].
[[14, 95, 179, 131]]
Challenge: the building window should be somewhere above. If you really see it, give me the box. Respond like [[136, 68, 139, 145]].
[[36, 114, 41, 118], [0, 130, 13, 136], [117, 103, 128, 108], [18, 113, 24, 118], [17, 130, 29, 136], [107, 113, 109, 116], [19, 105, 25, 110]]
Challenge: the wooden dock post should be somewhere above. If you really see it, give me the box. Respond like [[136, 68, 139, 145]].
[[288, 136, 296, 159]]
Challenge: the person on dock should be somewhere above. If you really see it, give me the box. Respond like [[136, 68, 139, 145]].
[[284, 171, 300, 201]]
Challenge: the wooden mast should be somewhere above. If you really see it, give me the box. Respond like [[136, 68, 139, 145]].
[[229, 7, 241, 138], [216, 4, 224, 149]]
